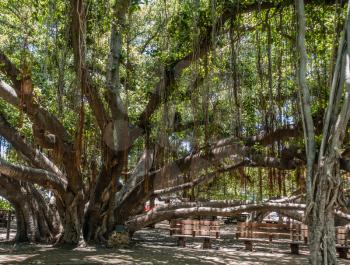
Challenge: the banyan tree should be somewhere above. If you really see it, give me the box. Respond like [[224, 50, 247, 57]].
[[1, 0, 350, 264]]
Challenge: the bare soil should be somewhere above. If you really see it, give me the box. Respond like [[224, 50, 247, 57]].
[[0, 223, 349, 264]]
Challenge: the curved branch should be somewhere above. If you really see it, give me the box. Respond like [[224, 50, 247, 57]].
[[153, 163, 243, 196], [0, 113, 63, 178], [0, 53, 71, 144], [0, 158, 66, 193], [0, 74, 78, 187], [116, 138, 304, 217], [149, 139, 301, 186], [0, 80, 18, 106]]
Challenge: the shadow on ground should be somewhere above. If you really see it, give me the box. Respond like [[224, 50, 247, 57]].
[[0, 226, 348, 265]]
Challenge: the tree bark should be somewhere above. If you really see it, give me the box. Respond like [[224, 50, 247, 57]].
[[295, 0, 350, 264], [126, 201, 306, 232], [308, 158, 338, 265], [0, 175, 60, 243]]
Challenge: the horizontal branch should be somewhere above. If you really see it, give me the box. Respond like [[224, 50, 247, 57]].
[[127, 201, 350, 232], [150, 200, 243, 212], [269, 194, 304, 203], [335, 210, 350, 222], [150, 139, 301, 186], [0, 158, 66, 193], [126, 201, 306, 231], [153, 164, 243, 196], [117, 137, 305, 215], [244, 124, 302, 146]]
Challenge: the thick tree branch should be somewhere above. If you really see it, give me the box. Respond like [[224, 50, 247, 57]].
[[0, 54, 80, 190], [335, 210, 350, 222], [32, 125, 56, 150], [0, 113, 63, 178], [0, 52, 72, 144], [0, 158, 66, 193], [115, 137, 304, 220], [153, 164, 242, 196], [0, 80, 18, 106], [126, 201, 306, 231], [104, 0, 131, 152]]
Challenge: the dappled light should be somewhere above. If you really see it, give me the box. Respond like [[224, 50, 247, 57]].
[[1, 226, 350, 264], [0, 0, 350, 264]]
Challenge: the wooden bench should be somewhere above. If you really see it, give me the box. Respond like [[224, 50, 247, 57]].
[[236, 222, 308, 255], [335, 226, 350, 259], [170, 219, 220, 248], [237, 222, 350, 259]]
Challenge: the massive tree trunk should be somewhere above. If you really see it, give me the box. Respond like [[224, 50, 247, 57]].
[[0, 176, 60, 243], [0, 153, 83, 246], [0, 45, 84, 246], [55, 191, 84, 246]]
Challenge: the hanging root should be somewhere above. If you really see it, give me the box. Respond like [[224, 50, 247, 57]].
[[304, 201, 314, 223]]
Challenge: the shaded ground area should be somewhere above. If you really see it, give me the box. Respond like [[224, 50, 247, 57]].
[[0, 223, 349, 264], [0, 227, 16, 242]]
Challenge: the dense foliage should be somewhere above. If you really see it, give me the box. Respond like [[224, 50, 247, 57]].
[[0, 1, 346, 201], [0, 2, 350, 263]]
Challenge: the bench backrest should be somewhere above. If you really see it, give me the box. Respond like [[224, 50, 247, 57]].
[[236, 222, 308, 242], [170, 219, 220, 238], [336, 227, 349, 246], [237, 222, 350, 245]]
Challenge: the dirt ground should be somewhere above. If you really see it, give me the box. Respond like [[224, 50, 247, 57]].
[[0, 223, 349, 265]]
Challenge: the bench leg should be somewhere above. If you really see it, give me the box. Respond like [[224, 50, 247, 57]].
[[244, 240, 253, 251], [203, 238, 211, 249], [336, 248, 348, 259], [290, 243, 299, 255], [178, 237, 186, 247]]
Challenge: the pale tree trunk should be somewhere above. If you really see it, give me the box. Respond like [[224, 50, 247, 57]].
[[296, 0, 350, 263], [308, 158, 339, 265]]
